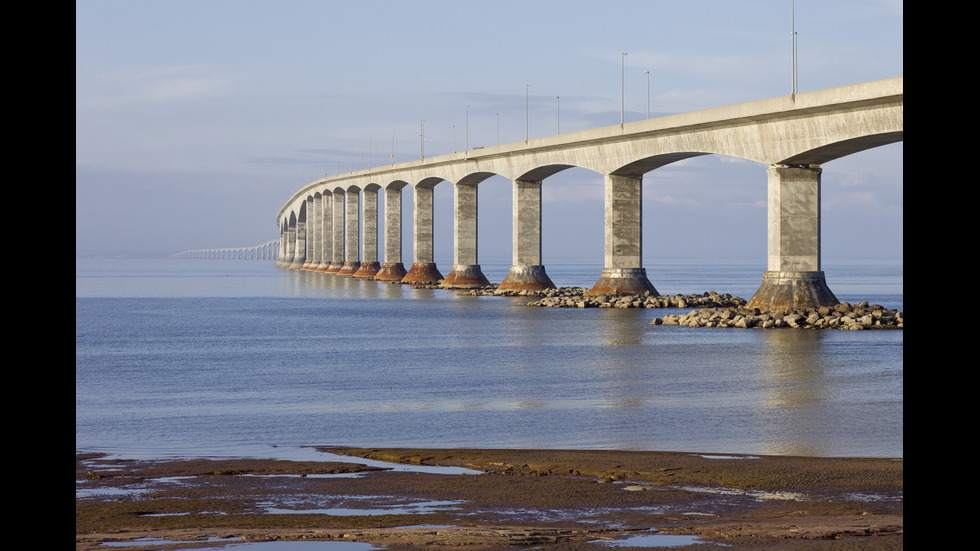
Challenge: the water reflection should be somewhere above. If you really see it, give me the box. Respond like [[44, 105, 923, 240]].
[[757, 330, 832, 457], [597, 308, 646, 346]]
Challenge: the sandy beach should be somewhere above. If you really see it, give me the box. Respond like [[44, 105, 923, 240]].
[[76, 446, 902, 550]]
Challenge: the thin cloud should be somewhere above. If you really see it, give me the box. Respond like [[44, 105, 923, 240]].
[[77, 65, 234, 110]]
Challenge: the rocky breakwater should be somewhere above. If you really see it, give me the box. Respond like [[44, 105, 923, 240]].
[[461, 285, 902, 330], [654, 301, 903, 330], [463, 285, 747, 309]]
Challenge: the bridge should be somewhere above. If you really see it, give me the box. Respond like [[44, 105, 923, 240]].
[[276, 77, 903, 311], [174, 240, 279, 260]]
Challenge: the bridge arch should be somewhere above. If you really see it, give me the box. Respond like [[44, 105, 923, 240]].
[[778, 131, 903, 166]]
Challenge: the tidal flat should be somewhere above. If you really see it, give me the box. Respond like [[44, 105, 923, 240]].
[[76, 447, 902, 550]]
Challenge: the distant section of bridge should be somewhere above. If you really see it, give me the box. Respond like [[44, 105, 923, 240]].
[[173, 240, 279, 260], [275, 77, 903, 311]]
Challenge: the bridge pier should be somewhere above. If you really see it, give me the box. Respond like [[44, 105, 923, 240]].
[[443, 182, 490, 288], [747, 165, 839, 311], [325, 189, 345, 272], [403, 184, 444, 284], [499, 179, 555, 291], [276, 224, 288, 266], [315, 192, 333, 271], [304, 195, 321, 270], [288, 213, 307, 269], [354, 186, 381, 278], [338, 187, 361, 276], [375, 184, 408, 281], [587, 173, 658, 296]]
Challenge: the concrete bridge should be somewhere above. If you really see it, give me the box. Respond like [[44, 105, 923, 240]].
[[276, 77, 902, 311], [174, 240, 279, 260]]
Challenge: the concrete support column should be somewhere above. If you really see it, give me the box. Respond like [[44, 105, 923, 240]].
[[326, 189, 345, 272], [587, 173, 657, 295], [288, 213, 307, 269], [284, 225, 297, 268], [375, 184, 408, 281], [746, 165, 839, 311], [443, 182, 490, 288], [300, 197, 315, 269], [338, 188, 361, 276], [354, 186, 381, 277], [402, 185, 444, 284], [276, 227, 287, 266], [499, 178, 555, 291], [315, 193, 333, 271], [306, 195, 322, 270]]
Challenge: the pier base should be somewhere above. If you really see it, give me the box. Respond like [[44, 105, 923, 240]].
[[323, 262, 343, 274], [587, 267, 659, 296], [337, 261, 360, 277], [498, 265, 556, 292], [314, 261, 331, 272], [442, 265, 491, 289], [373, 262, 408, 282], [353, 262, 381, 278], [402, 263, 444, 285], [746, 270, 840, 311]]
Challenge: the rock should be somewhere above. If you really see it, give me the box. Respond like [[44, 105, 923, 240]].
[[451, 283, 901, 330], [650, 302, 903, 330]]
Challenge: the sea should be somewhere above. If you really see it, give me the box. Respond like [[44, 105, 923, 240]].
[[75, 256, 903, 462]]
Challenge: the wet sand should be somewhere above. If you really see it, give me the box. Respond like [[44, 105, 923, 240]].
[[76, 447, 902, 550]]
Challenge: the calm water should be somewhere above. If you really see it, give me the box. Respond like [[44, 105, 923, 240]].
[[75, 257, 902, 460]]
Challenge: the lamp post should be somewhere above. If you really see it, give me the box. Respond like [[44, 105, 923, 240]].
[[526, 84, 531, 142], [645, 70, 650, 118], [792, 0, 798, 94], [466, 104, 470, 151], [621, 52, 628, 125], [556, 96, 560, 134]]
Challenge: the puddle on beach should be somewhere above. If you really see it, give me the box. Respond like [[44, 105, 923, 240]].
[[103, 539, 381, 549], [78, 446, 483, 476], [464, 504, 668, 526], [692, 454, 760, 460], [76, 475, 195, 500], [260, 496, 465, 516], [309, 450, 481, 475], [593, 530, 719, 547], [242, 473, 366, 479]]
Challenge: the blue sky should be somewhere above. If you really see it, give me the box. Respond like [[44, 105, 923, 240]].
[[76, 0, 902, 265]]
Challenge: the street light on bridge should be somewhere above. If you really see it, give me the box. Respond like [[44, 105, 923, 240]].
[[621, 52, 628, 125], [526, 84, 531, 142], [645, 70, 650, 119], [556, 96, 560, 134]]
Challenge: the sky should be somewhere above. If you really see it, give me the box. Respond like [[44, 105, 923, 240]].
[[76, 0, 903, 266]]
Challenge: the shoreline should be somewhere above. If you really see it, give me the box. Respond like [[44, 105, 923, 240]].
[[77, 446, 902, 550]]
